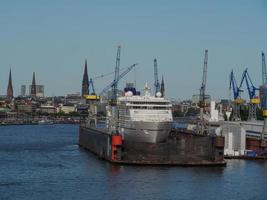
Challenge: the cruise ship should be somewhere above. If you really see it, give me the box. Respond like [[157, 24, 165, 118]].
[[116, 84, 173, 143], [79, 84, 225, 165]]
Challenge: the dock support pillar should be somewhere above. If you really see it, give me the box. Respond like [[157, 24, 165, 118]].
[[111, 135, 122, 161]]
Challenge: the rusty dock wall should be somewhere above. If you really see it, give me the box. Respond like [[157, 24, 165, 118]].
[[79, 126, 226, 166]]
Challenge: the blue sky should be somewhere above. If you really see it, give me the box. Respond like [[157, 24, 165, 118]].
[[0, 0, 267, 100]]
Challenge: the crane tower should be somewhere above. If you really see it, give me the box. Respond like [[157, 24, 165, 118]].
[[239, 69, 259, 121], [262, 52, 267, 85], [154, 58, 160, 96], [111, 46, 121, 106], [198, 49, 208, 135]]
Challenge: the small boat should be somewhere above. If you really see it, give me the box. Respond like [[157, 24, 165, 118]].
[[38, 119, 54, 125]]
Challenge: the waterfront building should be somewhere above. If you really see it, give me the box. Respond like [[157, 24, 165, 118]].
[[6, 69, 13, 99], [39, 105, 56, 114], [66, 93, 82, 104], [17, 103, 37, 114], [59, 104, 76, 114]]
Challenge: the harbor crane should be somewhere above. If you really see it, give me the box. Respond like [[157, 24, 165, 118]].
[[110, 46, 121, 106], [261, 52, 267, 147], [239, 69, 259, 121], [154, 58, 160, 96], [198, 49, 208, 135], [262, 52, 267, 85], [229, 70, 244, 121], [99, 63, 138, 100], [199, 50, 208, 119], [89, 78, 96, 95], [86, 65, 135, 101], [261, 52, 267, 112], [83, 78, 99, 101]]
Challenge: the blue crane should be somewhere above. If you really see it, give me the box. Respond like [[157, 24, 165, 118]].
[[111, 46, 121, 105], [229, 70, 244, 121], [99, 63, 138, 97], [239, 68, 259, 121], [229, 70, 242, 101], [154, 58, 160, 95], [89, 65, 131, 95], [239, 68, 259, 101], [89, 78, 96, 95]]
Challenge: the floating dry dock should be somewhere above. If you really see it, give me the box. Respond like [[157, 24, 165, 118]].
[[79, 124, 226, 166]]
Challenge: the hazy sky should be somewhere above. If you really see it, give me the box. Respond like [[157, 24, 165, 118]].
[[0, 0, 267, 100]]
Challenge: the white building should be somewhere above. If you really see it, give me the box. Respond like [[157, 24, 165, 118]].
[[217, 122, 246, 156], [209, 101, 219, 122]]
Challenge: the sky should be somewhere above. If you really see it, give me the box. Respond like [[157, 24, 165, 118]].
[[0, 0, 267, 100]]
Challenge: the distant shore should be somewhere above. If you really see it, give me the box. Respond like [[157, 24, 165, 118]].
[[0, 116, 80, 126]]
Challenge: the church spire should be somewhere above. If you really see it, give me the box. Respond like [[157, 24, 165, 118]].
[[31, 72, 37, 97], [82, 59, 89, 96], [6, 68, 13, 98], [160, 75, 165, 97]]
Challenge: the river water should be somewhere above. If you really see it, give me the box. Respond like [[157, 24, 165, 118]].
[[0, 124, 267, 200]]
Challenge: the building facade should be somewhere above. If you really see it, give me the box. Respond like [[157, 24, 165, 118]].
[[29, 85, 44, 97], [21, 85, 26, 96]]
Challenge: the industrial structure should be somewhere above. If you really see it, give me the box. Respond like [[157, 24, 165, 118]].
[[82, 59, 100, 101], [79, 48, 226, 165], [89, 78, 96, 95], [110, 46, 121, 106], [98, 46, 137, 105], [262, 52, 267, 85], [260, 52, 267, 108], [198, 49, 208, 135], [239, 69, 259, 121], [99, 63, 137, 98], [160, 76, 165, 97], [260, 52, 267, 150], [221, 52, 267, 157], [153, 58, 160, 96], [82, 47, 137, 103], [229, 70, 244, 121]]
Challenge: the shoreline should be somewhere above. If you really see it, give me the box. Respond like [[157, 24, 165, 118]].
[[0, 122, 79, 126]]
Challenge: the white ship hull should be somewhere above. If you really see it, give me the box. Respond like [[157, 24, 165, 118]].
[[120, 121, 172, 143]]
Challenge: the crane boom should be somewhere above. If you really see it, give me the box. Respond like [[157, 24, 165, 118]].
[[154, 58, 160, 95], [199, 49, 208, 108], [239, 68, 259, 100], [111, 46, 121, 103], [229, 70, 242, 100], [240, 68, 260, 121], [89, 78, 96, 95], [99, 63, 138, 96], [198, 49, 209, 135], [262, 52, 267, 85]]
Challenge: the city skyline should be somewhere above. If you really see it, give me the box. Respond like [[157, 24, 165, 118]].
[[0, 0, 267, 100]]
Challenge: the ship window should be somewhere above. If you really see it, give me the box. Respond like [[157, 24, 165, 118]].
[[131, 101, 169, 105]]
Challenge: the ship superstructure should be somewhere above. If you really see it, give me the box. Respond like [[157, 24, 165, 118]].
[[116, 84, 173, 143]]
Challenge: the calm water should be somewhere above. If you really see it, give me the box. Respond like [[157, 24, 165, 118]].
[[0, 124, 267, 200]]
